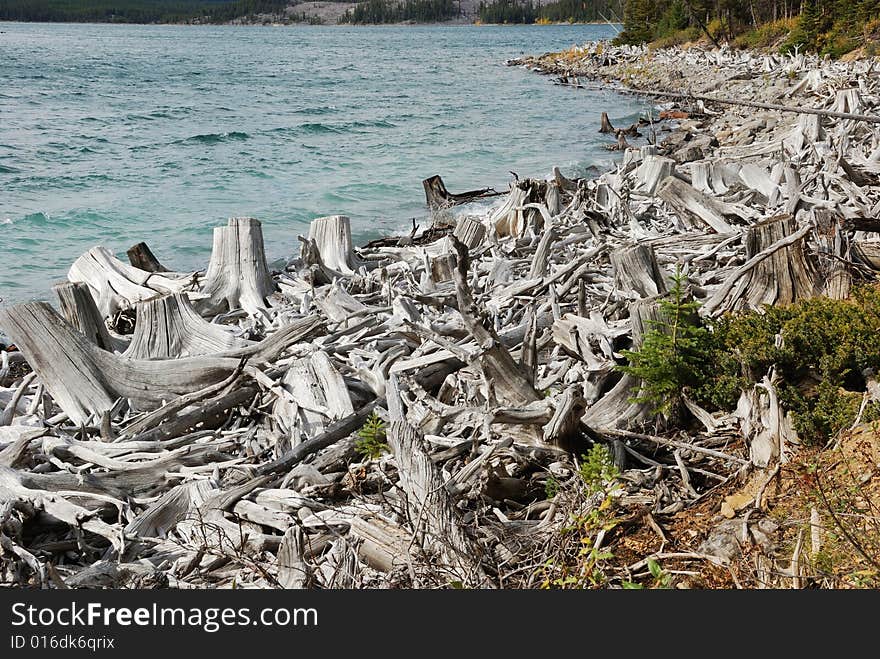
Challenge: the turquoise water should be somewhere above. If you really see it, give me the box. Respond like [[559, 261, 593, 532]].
[[0, 22, 647, 304]]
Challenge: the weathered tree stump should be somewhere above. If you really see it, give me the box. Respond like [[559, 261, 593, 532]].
[[634, 155, 676, 196], [611, 244, 668, 298], [599, 111, 615, 134], [68, 246, 188, 319], [124, 293, 250, 359], [126, 242, 169, 273], [202, 217, 276, 316], [307, 215, 360, 276], [452, 216, 487, 249], [53, 281, 115, 352], [0, 302, 319, 425], [582, 298, 659, 429], [422, 175, 496, 210], [704, 215, 818, 315]]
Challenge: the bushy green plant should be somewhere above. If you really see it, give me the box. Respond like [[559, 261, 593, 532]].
[[618, 268, 717, 418], [539, 446, 621, 589], [712, 287, 880, 443], [355, 412, 388, 460], [579, 444, 620, 494]]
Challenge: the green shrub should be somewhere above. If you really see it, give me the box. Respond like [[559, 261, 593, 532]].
[[355, 412, 388, 460], [618, 268, 718, 418], [712, 287, 880, 443], [734, 17, 797, 50], [619, 278, 880, 443], [578, 444, 619, 495]]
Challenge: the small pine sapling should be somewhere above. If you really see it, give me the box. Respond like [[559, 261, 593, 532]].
[[618, 266, 714, 419]]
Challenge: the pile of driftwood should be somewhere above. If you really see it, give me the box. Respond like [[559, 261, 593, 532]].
[[1, 42, 879, 589]]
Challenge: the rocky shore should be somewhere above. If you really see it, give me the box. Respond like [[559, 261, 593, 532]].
[[1, 43, 880, 589]]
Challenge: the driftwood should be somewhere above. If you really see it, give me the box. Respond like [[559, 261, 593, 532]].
[[53, 281, 116, 352], [126, 242, 169, 273], [4, 41, 880, 591], [422, 175, 499, 210], [125, 293, 250, 359], [202, 217, 276, 315]]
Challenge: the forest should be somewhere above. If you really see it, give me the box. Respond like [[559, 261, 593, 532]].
[[338, 0, 459, 24], [474, 0, 880, 56], [478, 0, 622, 24], [0, 0, 291, 23], [617, 0, 880, 56]]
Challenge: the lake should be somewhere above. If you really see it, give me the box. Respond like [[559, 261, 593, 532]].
[[0, 22, 648, 304]]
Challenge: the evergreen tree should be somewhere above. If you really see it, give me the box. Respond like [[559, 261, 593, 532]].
[[799, 0, 820, 50], [617, 0, 654, 44]]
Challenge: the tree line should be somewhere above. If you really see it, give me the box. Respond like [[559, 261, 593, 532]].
[[478, 0, 622, 24], [617, 0, 880, 56], [339, 0, 459, 23], [0, 0, 292, 23]]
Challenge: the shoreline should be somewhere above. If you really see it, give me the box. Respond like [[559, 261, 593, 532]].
[[0, 19, 616, 28], [2, 42, 880, 589]]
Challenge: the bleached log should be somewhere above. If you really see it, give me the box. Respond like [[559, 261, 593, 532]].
[[551, 313, 622, 372], [202, 217, 276, 315], [452, 238, 539, 407], [0, 466, 122, 551], [277, 526, 311, 589], [53, 281, 115, 352], [387, 375, 490, 587], [581, 298, 658, 429], [656, 176, 736, 233], [452, 216, 487, 249], [542, 383, 589, 450], [611, 244, 668, 298], [124, 293, 250, 359], [704, 216, 817, 315], [348, 515, 412, 573], [123, 481, 212, 543], [273, 350, 354, 445], [0, 302, 316, 425], [68, 246, 189, 319], [853, 240, 880, 271], [528, 226, 558, 279]]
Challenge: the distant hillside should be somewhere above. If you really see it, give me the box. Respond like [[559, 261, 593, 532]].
[[0, 0, 623, 25], [0, 0, 296, 23], [477, 0, 622, 25]]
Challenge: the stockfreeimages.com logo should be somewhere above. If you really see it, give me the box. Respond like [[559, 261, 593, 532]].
[[11, 603, 318, 634]]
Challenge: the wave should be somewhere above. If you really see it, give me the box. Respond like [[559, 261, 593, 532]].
[[0, 165, 20, 174], [275, 119, 397, 136], [176, 131, 250, 145], [293, 105, 339, 116], [297, 122, 344, 135]]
